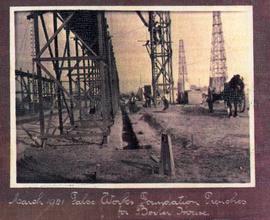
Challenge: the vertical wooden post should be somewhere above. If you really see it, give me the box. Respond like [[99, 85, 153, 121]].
[[20, 75, 24, 103], [148, 12, 157, 105], [75, 37, 82, 120], [97, 12, 107, 120], [49, 80, 53, 100], [93, 61, 97, 108], [159, 133, 175, 176], [82, 47, 88, 108], [66, 28, 74, 126], [87, 59, 91, 108], [87, 59, 91, 109], [26, 72, 31, 111], [107, 38, 114, 117], [45, 81, 48, 96], [33, 13, 45, 137], [53, 12, 63, 134]]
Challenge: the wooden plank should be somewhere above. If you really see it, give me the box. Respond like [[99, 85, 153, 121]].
[[33, 13, 45, 137], [167, 134, 175, 176], [20, 125, 41, 147], [35, 56, 101, 62], [150, 154, 159, 163], [42, 97, 57, 148], [36, 13, 74, 58], [159, 133, 175, 176]]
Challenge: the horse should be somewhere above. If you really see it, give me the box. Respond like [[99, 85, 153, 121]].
[[223, 74, 245, 117], [207, 74, 245, 117]]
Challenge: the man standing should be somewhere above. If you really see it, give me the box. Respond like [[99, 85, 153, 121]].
[[162, 96, 169, 111], [129, 92, 137, 113]]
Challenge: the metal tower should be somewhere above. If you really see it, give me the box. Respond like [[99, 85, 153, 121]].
[[178, 39, 188, 93], [138, 11, 174, 103], [209, 11, 227, 92]]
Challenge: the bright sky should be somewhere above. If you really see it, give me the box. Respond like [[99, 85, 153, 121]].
[[106, 10, 253, 93], [15, 8, 253, 93]]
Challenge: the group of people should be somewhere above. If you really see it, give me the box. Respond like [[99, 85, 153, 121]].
[[128, 91, 169, 113]]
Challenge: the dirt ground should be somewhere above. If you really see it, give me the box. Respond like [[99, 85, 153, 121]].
[[17, 102, 250, 183], [139, 103, 250, 183]]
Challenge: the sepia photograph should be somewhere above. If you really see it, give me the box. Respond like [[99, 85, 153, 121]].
[[10, 6, 254, 187]]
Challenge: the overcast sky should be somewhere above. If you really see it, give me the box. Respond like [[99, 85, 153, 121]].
[[15, 8, 253, 93]]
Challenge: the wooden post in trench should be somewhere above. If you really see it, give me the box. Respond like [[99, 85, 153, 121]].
[[159, 133, 175, 176]]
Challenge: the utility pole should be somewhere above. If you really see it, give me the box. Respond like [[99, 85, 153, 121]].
[[209, 11, 227, 93]]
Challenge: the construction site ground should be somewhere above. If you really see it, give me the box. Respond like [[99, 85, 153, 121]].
[[17, 102, 250, 184]]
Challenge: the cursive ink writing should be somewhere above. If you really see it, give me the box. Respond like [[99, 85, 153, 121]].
[[136, 204, 172, 217], [177, 206, 209, 216], [71, 192, 95, 205], [46, 198, 64, 206], [139, 192, 200, 207], [204, 192, 247, 206], [136, 192, 205, 217], [101, 192, 134, 218], [9, 192, 44, 206], [100, 192, 134, 206], [7, 190, 249, 219]]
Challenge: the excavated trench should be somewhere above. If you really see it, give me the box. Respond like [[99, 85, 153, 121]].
[[120, 105, 139, 150]]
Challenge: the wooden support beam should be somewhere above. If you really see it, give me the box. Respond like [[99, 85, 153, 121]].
[[56, 12, 99, 59], [61, 90, 72, 122], [60, 66, 95, 71], [107, 38, 114, 117], [82, 48, 88, 108], [34, 56, 101, 62], [20, 75, 24, 102], [21, 125, 41, 147], [36, 13, 74, 58], [42, 97, 57, 148], [72, 32, 99, 58], [98, 12, 110, 120], [66, 28, 75, 126], [54, 12, 63, 135], [40, 14, 56, 68], [159, 133, 175, 176], [15, 70, 54, 83], [36, 60, 78, 107], [27, 74, 32, 110], [33, 13, 45, 137], [75, 37, 82, 120], [58, 38, 68, 76], [136, 11, 149, 28], [69, 71, 100, 76]]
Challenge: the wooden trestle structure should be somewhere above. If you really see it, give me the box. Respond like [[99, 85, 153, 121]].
[[16, 11, 120, 147]]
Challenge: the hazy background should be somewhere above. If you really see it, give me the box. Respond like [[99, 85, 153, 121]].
[[15, 9, 253, 93]]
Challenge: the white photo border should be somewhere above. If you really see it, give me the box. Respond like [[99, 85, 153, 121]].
[[10, 5, 255, 188]]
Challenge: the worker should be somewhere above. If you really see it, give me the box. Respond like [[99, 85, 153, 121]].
[[129, 92, 137, 113], [153, 22, 162, 45], [143, 92, 151, 107], [162, 96, 169, 111]]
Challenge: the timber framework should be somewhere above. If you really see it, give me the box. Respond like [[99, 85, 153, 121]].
[[16, 11, 120, 147]]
